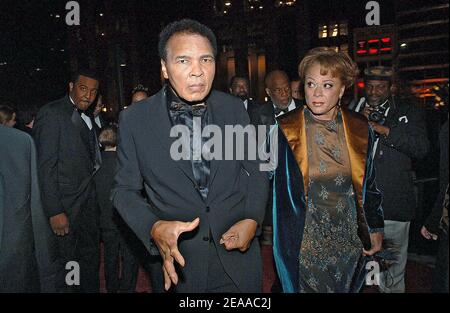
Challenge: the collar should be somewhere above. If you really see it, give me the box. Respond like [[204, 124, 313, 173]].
[[274, 98, 296, 117]]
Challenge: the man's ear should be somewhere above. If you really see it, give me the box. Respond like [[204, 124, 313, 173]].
[[265, 88, 271, 97], [161, 59, 169, 79], [69, 82, 74, 93]]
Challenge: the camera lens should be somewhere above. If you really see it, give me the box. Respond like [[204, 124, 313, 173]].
[[369, 111, 382, 122]]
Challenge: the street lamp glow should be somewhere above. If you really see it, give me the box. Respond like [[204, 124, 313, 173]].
[[400, 43, 407, 47]]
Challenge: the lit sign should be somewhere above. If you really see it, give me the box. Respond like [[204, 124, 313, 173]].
[[357, 37, 392, 57]]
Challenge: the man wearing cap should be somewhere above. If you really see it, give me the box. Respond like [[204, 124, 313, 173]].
[[354, 66, 430, 293]]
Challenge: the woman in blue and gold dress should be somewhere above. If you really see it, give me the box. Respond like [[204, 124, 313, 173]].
[[272, 47, 384, 293]]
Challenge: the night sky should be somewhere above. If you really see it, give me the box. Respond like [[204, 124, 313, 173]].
[[0, 0, 209, 108]]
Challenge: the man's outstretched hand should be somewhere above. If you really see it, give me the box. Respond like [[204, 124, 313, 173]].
[[150, 217, 200, 291], [220, 219, 258, 252]]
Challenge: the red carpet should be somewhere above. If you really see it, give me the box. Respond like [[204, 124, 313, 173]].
[[99, 245, 433, 293]]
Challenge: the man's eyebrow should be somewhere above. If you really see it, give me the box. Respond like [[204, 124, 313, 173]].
[[200, 54, 215, 59]]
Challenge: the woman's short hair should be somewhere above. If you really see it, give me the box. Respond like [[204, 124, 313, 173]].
[[298, 47, 359, 88], [99, 125, 118, 149], [0, 104, 16, 125]]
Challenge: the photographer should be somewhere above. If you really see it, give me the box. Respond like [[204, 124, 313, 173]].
[[354, 66, 430, 293]]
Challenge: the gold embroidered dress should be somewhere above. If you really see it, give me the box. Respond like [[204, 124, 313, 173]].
[[298, 108, 363, 293]]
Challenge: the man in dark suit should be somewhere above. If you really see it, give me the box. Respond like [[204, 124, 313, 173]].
[[354, 66, 430, 293], [251, 70, 302, 247], [112, 19, 269, 293], [255, 70, 303, 127], [33, 69, 102, 292], [96, 125, 140, 293], [0, 124, 59, 292], [229, 76, 260, 124]]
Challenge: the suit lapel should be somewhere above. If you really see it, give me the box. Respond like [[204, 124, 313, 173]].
[[205, 91, 224, 191], [147, 89, 196, 184], [277, 107, 309, 198], [341, 108, 369, 210], [70, 109, 92, 157]]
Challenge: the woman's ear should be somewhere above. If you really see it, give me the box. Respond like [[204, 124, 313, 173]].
[[339, 85, 345, 99]]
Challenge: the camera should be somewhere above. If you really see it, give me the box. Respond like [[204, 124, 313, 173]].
[[368, 105, 387, 124]]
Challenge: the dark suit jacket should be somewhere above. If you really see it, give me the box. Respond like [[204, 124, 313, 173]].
[[245, 99, 260, 125], [425, 119, 449, 233], [354, 97, 430, 221], [33, 96, 101, 222], [0, 125, 59, 292], [112, 88, 269, 292], [95, 151, 119, 230]]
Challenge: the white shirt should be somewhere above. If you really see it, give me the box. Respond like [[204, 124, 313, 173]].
[[69, 96, 93, 130], [94, 116, 102, 129], [243, 99, 248, 111], [274, 98, 296, 117]]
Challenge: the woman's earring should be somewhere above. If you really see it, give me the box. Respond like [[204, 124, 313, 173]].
[[338, 98, 342, 107]]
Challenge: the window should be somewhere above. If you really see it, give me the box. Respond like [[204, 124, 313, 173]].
[[331, 24, 339, 37], [276, 0, 297, 7], [318, 21, 348, 38], [318, 25, 328, 38]]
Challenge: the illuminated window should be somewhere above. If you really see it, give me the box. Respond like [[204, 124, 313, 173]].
[[331, 24, 339, 37], [318, 21, 348, 38], [318, 25, 328, 38], [276, 0, 296, 7]]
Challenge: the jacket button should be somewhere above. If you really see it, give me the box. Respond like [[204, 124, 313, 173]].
[[203, 236, 210, 242], [206, 206, 210, 212]]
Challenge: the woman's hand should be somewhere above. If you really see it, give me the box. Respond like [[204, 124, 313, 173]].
[[363, 232, 383, 256]]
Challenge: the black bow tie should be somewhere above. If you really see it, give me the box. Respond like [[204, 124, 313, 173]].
[[169, 101, 207, 116], [274, 107, 289, 115]]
